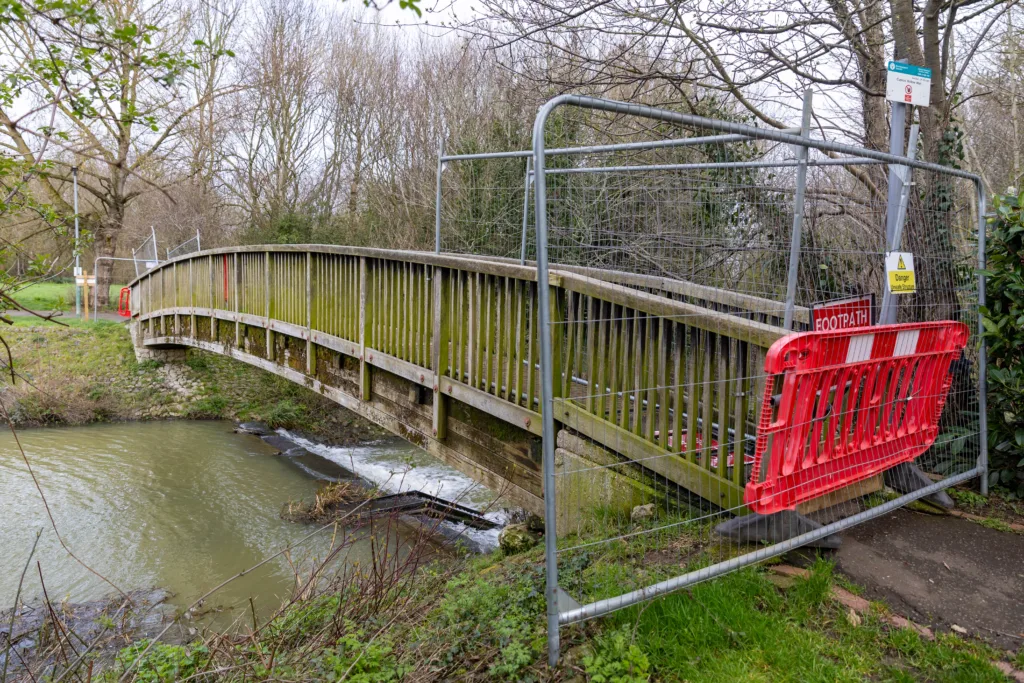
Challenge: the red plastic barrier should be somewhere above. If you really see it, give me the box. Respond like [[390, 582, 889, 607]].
[[745, 321, 969, 514], [118, 287, 131, 317]]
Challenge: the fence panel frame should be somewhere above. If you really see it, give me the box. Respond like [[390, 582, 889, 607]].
[[530, 94, 989, 666]]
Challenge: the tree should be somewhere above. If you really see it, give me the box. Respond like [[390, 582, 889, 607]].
[[965, 7, 1024, 194], [461, 0, 1014, 168], [0, 0, 234, 305]]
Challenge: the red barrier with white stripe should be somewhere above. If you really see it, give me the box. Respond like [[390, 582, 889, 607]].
[[744, 321, 969, 515]]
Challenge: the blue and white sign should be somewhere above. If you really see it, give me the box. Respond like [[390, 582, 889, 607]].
[[886, 61, 932, 107]]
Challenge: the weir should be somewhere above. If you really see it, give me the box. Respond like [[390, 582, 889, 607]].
[[126, 245, 803, 523]]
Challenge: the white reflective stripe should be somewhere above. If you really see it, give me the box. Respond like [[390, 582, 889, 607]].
[[893, 329, 920, 357], [845, 334, 875, 363]]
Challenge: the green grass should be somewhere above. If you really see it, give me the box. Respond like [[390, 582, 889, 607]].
[[0, 320, 386, 443], [112, 528, 1010, 682], [599, 561, 1007, 682], [9, 281, 126, 311]]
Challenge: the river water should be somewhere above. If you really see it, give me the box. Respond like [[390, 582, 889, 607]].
[[1, 420, 501, 624]]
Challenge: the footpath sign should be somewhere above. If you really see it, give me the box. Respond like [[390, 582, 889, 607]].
[[811, 295, 874, 331], [886, 61, 931, 106], [886, 251, 916, 293]]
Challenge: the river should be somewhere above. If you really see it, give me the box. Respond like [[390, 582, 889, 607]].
[[1, 420, 502, 626]]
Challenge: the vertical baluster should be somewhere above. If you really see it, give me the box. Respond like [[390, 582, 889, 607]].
[[585, 297, 598, 414], [716, 334, 731, 479], [502, 277, 513, 400], [686, 327, 700, 463], [306, 252, 313, 374], [658, 317, 670, 450], [492, 275, 500, 394], [467, 272, 476, 388], [572, 295, 586, 409], [619, 309, 634, 432], [433, 266, 449, 439], [607, 303, 620, 426], [732, 339, 749, 486], [513, 278, 525, 405], [595, 301, 610, 420], [644, 315, 657, 442], [359, 257, 370, 400], [526, 282, 538, 410], [456, 270, 466, 383], [672, 321, 684, 456], [701, 331, 715, 470], [483, 274, 491, 393], [631, 314, 644, 435], [561, 291, 576, 400]]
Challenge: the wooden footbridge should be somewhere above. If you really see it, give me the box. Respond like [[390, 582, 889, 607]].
[[127, 246, 807, 521]]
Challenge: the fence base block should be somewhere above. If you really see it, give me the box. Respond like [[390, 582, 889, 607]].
[[884, 462, 954, 509], [714, 510, 842, 549]]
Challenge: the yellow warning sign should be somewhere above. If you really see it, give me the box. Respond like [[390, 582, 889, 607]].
[[886, 251, 916, 294]]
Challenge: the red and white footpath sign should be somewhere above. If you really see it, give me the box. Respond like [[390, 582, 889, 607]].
[[811, 295, 874, 332]]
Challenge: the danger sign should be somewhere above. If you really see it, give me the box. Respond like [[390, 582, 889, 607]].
[[811, 295, 874, 331], [886, 251, 916, 294]]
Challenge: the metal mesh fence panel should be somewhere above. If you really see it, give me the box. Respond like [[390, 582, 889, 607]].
[[437, 152, 533, 261], [167, 231, 202, 260], [132, 229, 160, 276], [526, 95, 985, 664]]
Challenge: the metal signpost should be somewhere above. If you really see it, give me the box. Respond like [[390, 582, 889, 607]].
[[881, 59, 930, 324], [73, 167, 81, 318]]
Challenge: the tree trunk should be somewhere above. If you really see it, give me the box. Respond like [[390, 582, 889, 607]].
[[94, 211, 122, 308]]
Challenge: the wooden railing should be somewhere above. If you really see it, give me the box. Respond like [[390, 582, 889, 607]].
[[130, 246, 789, 508]]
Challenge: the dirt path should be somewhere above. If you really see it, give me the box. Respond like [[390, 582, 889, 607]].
[[835, 509, 1024, 650]]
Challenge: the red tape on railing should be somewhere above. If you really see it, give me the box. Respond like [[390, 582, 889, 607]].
[[745, 321, 969, 514]]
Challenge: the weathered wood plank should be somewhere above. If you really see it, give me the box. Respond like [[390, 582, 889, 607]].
[[560, 402, 745, 511], [558, 271, 785, 348]]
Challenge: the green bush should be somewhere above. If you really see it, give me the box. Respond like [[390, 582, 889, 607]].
[[582, 627, 651, 683], [112, 640, 210, 682], [981, 190, 1024, 497]]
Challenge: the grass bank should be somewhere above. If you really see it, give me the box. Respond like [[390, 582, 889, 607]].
[[93, 521, 1021, 683], [1, 318, 385, 442], [10, 281, 126, 311]]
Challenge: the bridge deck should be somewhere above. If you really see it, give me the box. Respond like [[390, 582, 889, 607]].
[[128, 246, 795, 522]]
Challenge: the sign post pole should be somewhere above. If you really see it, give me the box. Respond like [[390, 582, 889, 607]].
[[882, 59, 931, 324], [73, 166, 81, 318], [884, 60, 908, 259]]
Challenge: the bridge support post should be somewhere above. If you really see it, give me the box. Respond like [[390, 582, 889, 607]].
[[432, 266, 450, 439], [359, 257, 372, 401], [129, 320, 186, 363]]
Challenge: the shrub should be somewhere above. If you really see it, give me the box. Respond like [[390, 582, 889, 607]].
[[582, 627, 651, 683], [981, 190, 1024, 497], [112, 640, 210, 682]]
